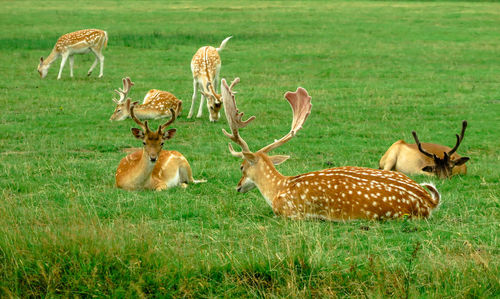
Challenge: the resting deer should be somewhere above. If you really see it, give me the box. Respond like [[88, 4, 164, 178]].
[[188, 36, 232, 122], [221, 78, 440, 221], [115, 106, 206, 191], [379, 121, 469, 179], [109, 77, 182, 121], [38, 29, 108, 79]]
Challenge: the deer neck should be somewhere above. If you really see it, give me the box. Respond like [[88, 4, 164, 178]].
[[43, 49, 60, 66], [251, 158, 288, 207], [126, 149, 156, 187]]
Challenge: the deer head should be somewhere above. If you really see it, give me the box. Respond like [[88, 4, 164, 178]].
[[37, 57, 49, 78], [201, 82, 222, 122], [130, 105, 177, 163], [110, 77, 135, 121], [221, 77, 312, 192], [412, 120, 470, 178]]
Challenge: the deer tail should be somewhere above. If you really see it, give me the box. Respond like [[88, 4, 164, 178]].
[[216, 36, 232, 52]]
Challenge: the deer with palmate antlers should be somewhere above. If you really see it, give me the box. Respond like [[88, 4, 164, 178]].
[[379, 121, 469, 179], [109, 77, 182, 121], [115, 106, 206, 191], [221, 78, 440, 221], [38, 29, 108, 80], [188, 36, 232, 122]]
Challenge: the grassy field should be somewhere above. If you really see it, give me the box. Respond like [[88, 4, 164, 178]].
[[0, 0, 499, 297]]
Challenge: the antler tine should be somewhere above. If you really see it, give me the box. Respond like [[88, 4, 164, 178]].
[[221, 77, 256, 156], [259, 87, 312, 153], [412, 131, 434, 159], [159, 108, 177, 132], [114, 77, 135, 103], [448, 120, 468, 155], [130, 104, 148, 132]]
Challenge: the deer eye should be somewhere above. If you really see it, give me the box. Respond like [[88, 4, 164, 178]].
[[142, 141, 146, 145], [160, 142, 164, 146], [117, 109, 121, 112], [240, 165, 244, 171]]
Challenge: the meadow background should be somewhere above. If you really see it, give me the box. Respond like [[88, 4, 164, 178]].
[[0, 0, 499, 297]]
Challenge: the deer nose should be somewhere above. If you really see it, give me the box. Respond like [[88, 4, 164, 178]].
[[150, 157, 157, 162], [237, 186, 242, 193]]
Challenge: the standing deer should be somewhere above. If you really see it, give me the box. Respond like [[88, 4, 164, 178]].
[[109, 77, 182, 121], [38, 29, 108, 79], [115, 106, 206, 191], [221, 78, 440, 221], [188, 36, 232, 122], [379, 121, 469, 179]]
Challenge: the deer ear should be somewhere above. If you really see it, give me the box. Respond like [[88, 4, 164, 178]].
[[162, 128, 176, 140], [131, 128, 144, 140], [242, 152, 258, 165], [269, 155, 290, 165], [40, 56, 44, 63], [422, 166, 435, 173], [454, 157, 470, 166]]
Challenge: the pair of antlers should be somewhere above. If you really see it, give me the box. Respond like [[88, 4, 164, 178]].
[[112, 77, 134, 104], [412, 120, 468, 159], [130, 104, 176, 134], [221, 77, 312, 157]]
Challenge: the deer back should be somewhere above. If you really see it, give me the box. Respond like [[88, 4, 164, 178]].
[[273, 166, 439, 220]]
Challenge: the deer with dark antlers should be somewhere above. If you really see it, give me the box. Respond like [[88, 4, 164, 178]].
[[115, 105, 205, 191], [379, 121, 469, 179], [221, 77, 441, 221]]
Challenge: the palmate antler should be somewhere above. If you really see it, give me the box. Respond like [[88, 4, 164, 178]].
[[221, 78, 256, 157], [221, 77, 312, 158], [113, 77, 134, 104], [258, 87, 312, 153]]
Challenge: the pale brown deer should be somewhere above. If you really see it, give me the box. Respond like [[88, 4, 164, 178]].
[[188, 36, 232, 122], [379, 121, 469, 179], [115, 106, 206, 191], [109, 77, 182, 121], [221, 78, 440, 221], [38, 29, 108, 79]]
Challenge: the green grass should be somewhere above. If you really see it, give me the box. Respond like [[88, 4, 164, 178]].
[[0, 0, 499, 297]]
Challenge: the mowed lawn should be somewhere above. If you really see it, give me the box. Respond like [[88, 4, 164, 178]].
[[0, 0, 499, 297]]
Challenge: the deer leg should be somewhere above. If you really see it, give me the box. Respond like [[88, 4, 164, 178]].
[[87, 54, 99, 76], [57, 53, 69, 80], [187, 80, 198, 119], [197, 94, 205, 118], [69, 56, 74, 77], [96, 52, 104, 78]]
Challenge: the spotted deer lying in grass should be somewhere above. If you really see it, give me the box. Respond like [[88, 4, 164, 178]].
[[109, 77, 182, 121], [221, 78, 440, 220], [379, 121, 469, 179], [188, 36, 232, 122], [115, 106, 205, 191], [38, 29, 108, 79]]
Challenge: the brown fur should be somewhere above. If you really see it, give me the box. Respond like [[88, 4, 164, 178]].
[[379, 140, 467, 176]]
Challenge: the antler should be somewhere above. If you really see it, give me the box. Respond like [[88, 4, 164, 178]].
[[258, 87, 312, 153], [158, 109, 177, 133], [130, 104, 150, 132], [113, 77, 134, 104], [221, 77, 256, 157], [412, 131, 435, 159], [448, 120, 467, 156]]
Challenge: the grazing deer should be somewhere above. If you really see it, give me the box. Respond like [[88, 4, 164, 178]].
[[221, 78, 440, 221], [379, 121, 469, 179], [115, 106, 206, 191], [188, 36, 232, 122], [38, 29, 108, 80], [109, 77, 182, 121]]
